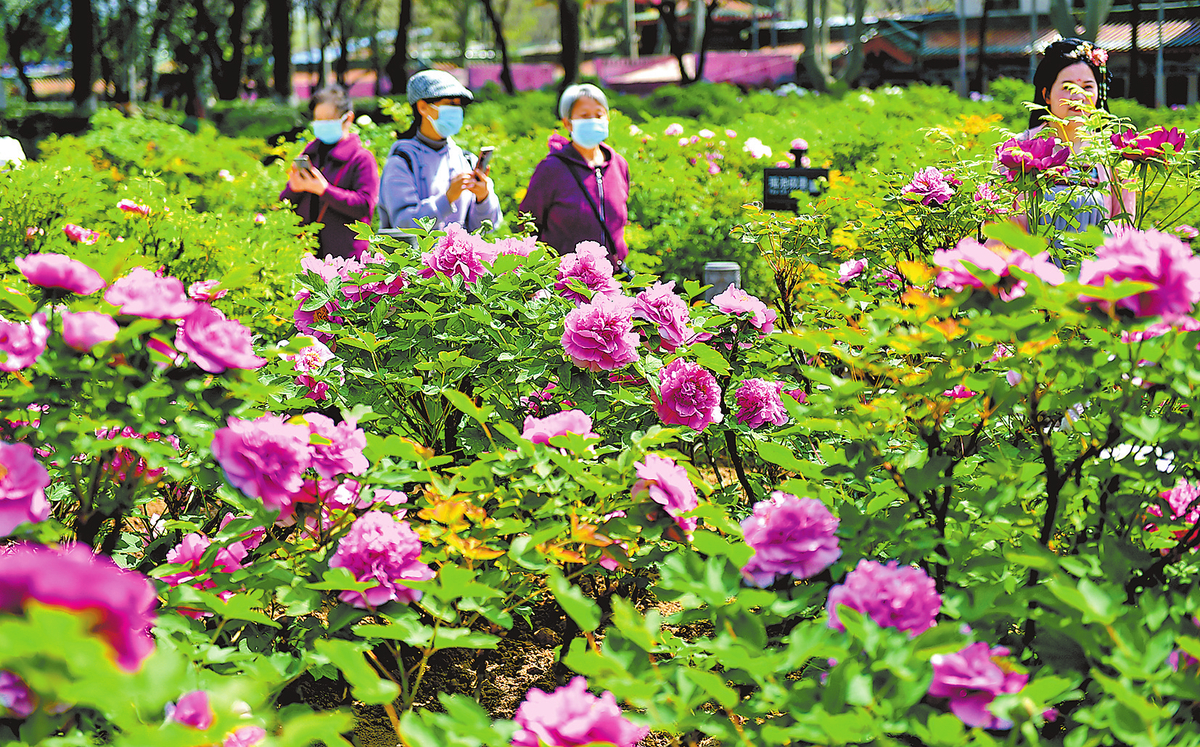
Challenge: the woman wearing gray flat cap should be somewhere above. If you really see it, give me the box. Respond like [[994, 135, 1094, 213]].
[[378, 70, 502, 232]]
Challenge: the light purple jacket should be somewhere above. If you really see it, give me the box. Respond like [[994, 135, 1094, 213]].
[[378, 136, 503, 232], [519, 133, 630, 262]]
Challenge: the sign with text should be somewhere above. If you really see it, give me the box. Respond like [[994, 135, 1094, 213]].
[[763, 167, 829, 212]]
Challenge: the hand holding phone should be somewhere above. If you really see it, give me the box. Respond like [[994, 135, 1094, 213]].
[[474, 146, 495, 177], [293, 155, 313, 173]]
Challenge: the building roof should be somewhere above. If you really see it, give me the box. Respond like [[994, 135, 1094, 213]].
[[910, 20, 1197, 58]]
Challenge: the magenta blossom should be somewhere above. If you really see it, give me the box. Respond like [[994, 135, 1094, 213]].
[[974, 183, 1009, 215], [0, 543, 157, 671], [0, 442, 51, 536], [996, 137, 1070, 179], [224, 726, 267, 747], [735, 378, 788, 429], [161, 532, 247, 588], [1147, 479, 1200, 540], [303, 413, 369, 477], [210, 415, 311, 511], [556, 241, 622, 303], [1170, 617, 1200, 672], [175, 304, 267, 374], [934, 238, 1064, 301], [62, 311, 119, 352], [838, 259, 868, 283], [188, 280, 228, 301], [827, 559, 941, 636], [419, 223, 492, 283], [632, 454, 698, 539], [293, 254, 361, 340], [632, 281, 693, 352], [284, 340, 341, 401], [166, 691, 215, 730], [105, 267, 197, 319], [1079, 229, 1200, 321], [741, 492, 841, 586], [711, 284, 777, 334], [15, 253, 105, 295], [63, 224, 99, 244], [0, 313, 48, 371], [560, 294, 640, 371], [943, 384, 977, 399], [901, 167, 955, 206], [345, 252, 408, 301], [522, 410, 599, 445], [1111, 127, 1187, 161], [0, 671, 34, 718], [512, 676, 648, 747], [1175, 225, 1199, 241], [652, 358, 722, 432], [929, 642, 1028, 729], [329, 511, 434, 608], [116, 199, 151, 216]]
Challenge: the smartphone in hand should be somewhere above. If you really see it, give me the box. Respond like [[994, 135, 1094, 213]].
[[293, 155, 313, 172], [475, 146, 495, 177]]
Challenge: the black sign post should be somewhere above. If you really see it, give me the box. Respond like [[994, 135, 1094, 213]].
[[763, 167, 829, 212]]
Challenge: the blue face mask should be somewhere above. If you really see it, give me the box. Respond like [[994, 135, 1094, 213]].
[[429, 105, 464, 138], [571, 118, 609, 149], [312, 116, 345, 145]]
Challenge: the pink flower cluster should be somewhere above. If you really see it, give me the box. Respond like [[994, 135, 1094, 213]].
[[106, 267, 197, 319], [188, 279, 228, 301], [1147, 479, 1200, 540], [741, 492, 841, 586], [901, 167, 956, 206], [561, 294, 640, 371], [63, 223, 99, 244], [284, 339, 342, 401], [329, 511, 434, 608], [0, 442, 51, 536], [117, 199, 151, 217], [419, 223, 495, 284], [934, 237, 1064, 301], [996, 137, 1070, 180], [16, 253, 105, 295], [0, 671, 34, 718], [96, 426, 180, 484], [176, 304, 267, 374], [344, 252, 409, 301], [827, 559, 941, 636], [652, 358, 722, 432], [522, 409, 598, 445], [838, 258, 868, 283], [512, 676, 647, 747], [0, 543, 157, 670], [161, 531, 255, 618], [929, 642, 1028, 729], [735, 378, 789, 429], [1111, 127, 1187, 161], [1078, 229, 1200, 321], [0, 313, 48, 372], [632, 454, 698, 539], [62, 311, 118, 352], [555, 241, 622, 303], [711, 284, 777, 335], [632, 281, 693, 352]]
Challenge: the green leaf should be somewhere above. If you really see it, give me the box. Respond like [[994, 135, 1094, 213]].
[[691, 529, 754, 568], [756, 440, 811, 473], [685, 343, 731, 375], [314, 639, 399, 705], [682, 667, 739, 708], [546, 566, 601, 632], [443, 388, 493, 429]]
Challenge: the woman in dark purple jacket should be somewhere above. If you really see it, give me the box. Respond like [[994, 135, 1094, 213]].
[[281, 86, 379, 259], [519, 84, 631, 275]]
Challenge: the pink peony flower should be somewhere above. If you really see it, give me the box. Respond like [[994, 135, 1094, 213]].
[[1078, 229, 1200, 321], [95, 427, 179, 484], [253, 213, 267, 225], [63, 224, 99, 244], [743, 137, 772, 159], [632, 281, 693, 352], [0, 442, 51, 536], [934, 238, 1064, 301], [224, 726, 267, 747], [1175, 225, 1199, 241], [0, 313, 49, 371], [741, 492, 840, 586], [1005, 370, 1023, 386], [560, 294, 640, 371], [1111, 127, 1187, 161], [512, 676, 648, 747], [0, 543, 157, 671], [419, 223, 492, 283], [1170, 616, 1200, 672], [707, 163, 721, 175], [785, 388, 809, 405], [344, 252, 408, 301], [555, 241, 622, 303], [329, 511, 434, 608], [632, 454, 699, 539], [105, 267, 197, 319], [166, 690, 215, 730], [161, 532, 247, 588], [652, 358, 722, 432], [0, 671, 35, 718], [711, 284, 777, 335], [175, 304, 267, 374], [735, 378, 788, 429], [838, 259, 868, 283], [116, 199, 151, 216], [996, 137, 1070, 179], [211, 415, 311, 512], [901, 167, 955, 206], [943, 384, 976, 399], [61, 311, 119, 352], [725, 129, 737, 138], [929, 642, 1028, 729], [973, 183, 1008, 215], [15, 253, 105, 295], [303, 413, 369, 478], [284, 340, 341, 401], [1146, 479, 1200, 540], [522, 409, 599, 445], [827, 559, 941, 636], [664, 123, 684, 136], [791, 138, 809, 150], [188, 280, 228, 301], [293, 254, 360, 340]]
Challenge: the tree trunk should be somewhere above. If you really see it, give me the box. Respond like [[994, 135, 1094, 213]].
[[385, 0, 413, 93], [558, 0, 581, 91], [4, 19, 39, 102], [656, 0, 694, 84], [70, 0, 97, 113], [269, 0, 293, 100], [800, 0, 831, 91], [691, 0, 719, 84], [479, 0, 515, 93], [457, 0, 471, 70], [973, 0, 992, 93]]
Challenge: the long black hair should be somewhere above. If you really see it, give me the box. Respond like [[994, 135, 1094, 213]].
[[1029, 38, 1110, 130]]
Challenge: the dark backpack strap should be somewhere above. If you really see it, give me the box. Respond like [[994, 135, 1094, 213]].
[[552, 152, 617, 256]]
